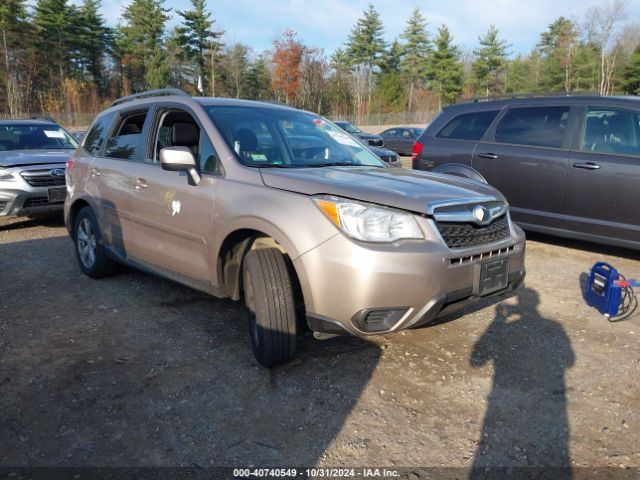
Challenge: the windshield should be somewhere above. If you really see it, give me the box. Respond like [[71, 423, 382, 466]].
[[206, 107, 385, 168], [0, 124, 78, 151], [336, 122, 362, 134]]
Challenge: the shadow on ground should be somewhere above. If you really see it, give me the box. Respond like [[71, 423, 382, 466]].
[[468, 287, 574, 479], [0, 235, 381, 468]]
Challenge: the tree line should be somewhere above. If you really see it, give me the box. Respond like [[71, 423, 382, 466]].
[[1, 0, 639, 124]]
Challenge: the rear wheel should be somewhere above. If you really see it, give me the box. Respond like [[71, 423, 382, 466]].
[[243, 248, 298, 367], [74, 206, 117, 278]]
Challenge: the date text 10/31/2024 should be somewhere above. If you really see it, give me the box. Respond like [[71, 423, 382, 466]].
[[232, 468, 400, 478]]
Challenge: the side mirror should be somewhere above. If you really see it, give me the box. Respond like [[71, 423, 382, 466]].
[[160, 146, 201, 186]]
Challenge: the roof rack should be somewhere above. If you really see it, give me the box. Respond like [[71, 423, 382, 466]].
[[461, 91, 601, 103], [110, 88, 190, 107]]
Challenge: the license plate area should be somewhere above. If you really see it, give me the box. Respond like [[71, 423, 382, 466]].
[[475, 258, 509, 296], [47, 187, 67, 203]]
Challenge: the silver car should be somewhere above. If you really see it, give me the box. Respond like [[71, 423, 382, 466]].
[[0, 120, 78, 216], [65, 89, 526, 367]]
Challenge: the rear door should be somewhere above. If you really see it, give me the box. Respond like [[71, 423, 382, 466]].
[[88, 108, 150, 255], [381, 129, 400, 152], [472, 104, 575, 229], [127, 105, 220, 286], [565, 104, 640, 245]]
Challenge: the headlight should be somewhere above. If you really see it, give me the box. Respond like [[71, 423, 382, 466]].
[[0, 169, 16, 181], [313, 195, 424, 242]]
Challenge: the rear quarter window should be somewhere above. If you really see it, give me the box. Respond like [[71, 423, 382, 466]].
[[83, 112, 115, 156], [436, 110, 500, 141]]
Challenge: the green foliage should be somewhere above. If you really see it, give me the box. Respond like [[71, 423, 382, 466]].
[[119, 0, 171, 91], [623, 45, 640, 95], [246, 55, 271, 100], [428, 25, 463, 105], [473, 25, 510, 97], [372, 72, 406, 112], [537, 17, 578, 91], [176, 0, 223, 94], [345, 3, 386, 69], [75, 0, 111, 92], [399, 8, 430, 90], [33, 0, 76, 82], [506, 53, 540, 94]]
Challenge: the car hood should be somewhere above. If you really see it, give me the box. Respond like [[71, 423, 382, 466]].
[[354, 132, 383, 141], [260, 166, 503, 215], [0, 150, 74, 168], [368, 146, 396, 156]]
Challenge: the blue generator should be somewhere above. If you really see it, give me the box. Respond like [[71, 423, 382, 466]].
[[584, 262, 638, 320]]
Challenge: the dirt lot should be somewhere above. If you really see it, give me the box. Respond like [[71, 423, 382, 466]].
[[0, 213, 639, 477]]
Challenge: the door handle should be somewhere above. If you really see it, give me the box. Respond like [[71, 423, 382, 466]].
[[134, 178, 148, 190], [477, 153, 498, 159], [90, 168, 101, 177], [572, 162, 601, 170]]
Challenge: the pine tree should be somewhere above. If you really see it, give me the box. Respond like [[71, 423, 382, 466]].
[[622, 44, 640, 95], [246, 54, 271, 100], [428, 25, 463, 106], [538, 17, 577, 92], [176, 0, 223, 94], [345, 3, 386, 116], [33, 0, 75, 88], [0, 0, 30, 114], [473, 25, 510, 97], [120, 0, 171, 91], [75, 0, 111, 93], [399, 8, 430, 111]]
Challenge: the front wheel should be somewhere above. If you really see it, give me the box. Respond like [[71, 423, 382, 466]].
[[74, 206, 117, 278], [243, 248, 298, 367]]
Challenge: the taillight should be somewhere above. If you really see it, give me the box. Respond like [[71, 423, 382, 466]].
[[66, 159, 74, 170], [411, 141, 424, 162]]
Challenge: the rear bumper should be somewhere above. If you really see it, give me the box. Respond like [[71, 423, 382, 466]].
[[295, 222, 526, 336]]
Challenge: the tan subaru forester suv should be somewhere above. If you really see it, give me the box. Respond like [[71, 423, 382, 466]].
[[65, 89, 526, 366]]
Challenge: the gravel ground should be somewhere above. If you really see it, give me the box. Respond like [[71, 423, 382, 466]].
[[0, 214, 638, 476]]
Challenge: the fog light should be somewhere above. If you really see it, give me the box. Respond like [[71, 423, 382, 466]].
[[352, 308, 409, 333]]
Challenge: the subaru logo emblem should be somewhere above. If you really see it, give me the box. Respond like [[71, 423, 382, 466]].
[[50, 168, 65, 177], [473, 205, 488, 224]]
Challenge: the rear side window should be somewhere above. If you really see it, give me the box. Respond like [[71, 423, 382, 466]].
[[436, 110, 499, 141], [83, 112, 115, 156], [104, 110, 148, 160], [496, 106, 570, 148], [581, 106, 640, 157]]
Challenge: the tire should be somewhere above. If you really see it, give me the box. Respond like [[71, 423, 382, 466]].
[[243, 248, 298, 367], [73, 206, 117, 278]]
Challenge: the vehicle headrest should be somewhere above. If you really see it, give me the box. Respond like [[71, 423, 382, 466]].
[[235, 128, 258, 152], [172, 122, 199, 147]]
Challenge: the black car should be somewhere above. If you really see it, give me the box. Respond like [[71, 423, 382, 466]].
[[334, 121, 384, 147], [380, 126, 423, 155], [413, 95, 640, 250], [369, 145, 401, 168]]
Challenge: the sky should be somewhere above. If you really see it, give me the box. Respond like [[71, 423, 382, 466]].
[[94, 0, 640, 56]]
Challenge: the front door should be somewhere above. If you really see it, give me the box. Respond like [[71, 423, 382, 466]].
[[128, 107, 220, 285], [472, 105, 574, 229], [565, 105, 640, 245]]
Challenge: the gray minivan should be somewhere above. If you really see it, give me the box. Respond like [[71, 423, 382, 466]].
[[413, 95, 640, 250]]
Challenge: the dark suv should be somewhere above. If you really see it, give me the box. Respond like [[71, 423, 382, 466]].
[[413, 95, 640, 250]]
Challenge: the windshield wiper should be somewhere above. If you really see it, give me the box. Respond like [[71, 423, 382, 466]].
[[243, 163, 295, 168], [302, 162, 358, 168]]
